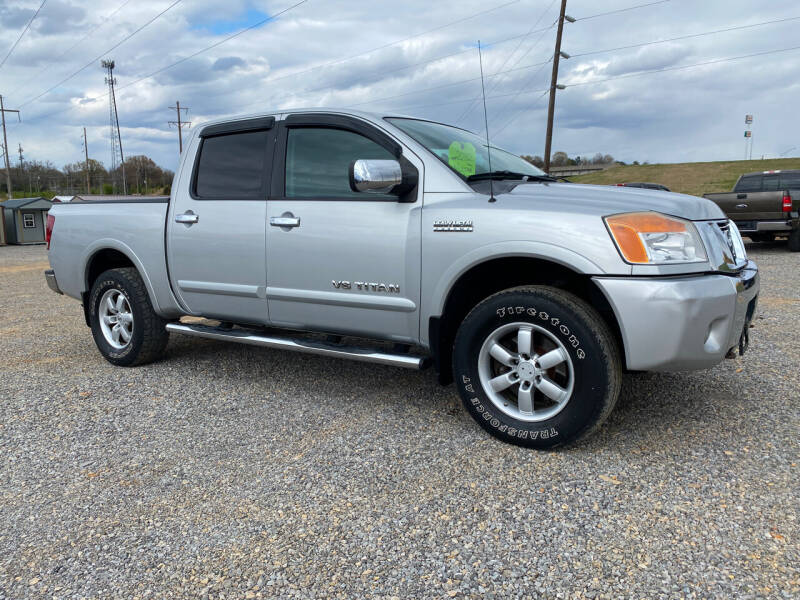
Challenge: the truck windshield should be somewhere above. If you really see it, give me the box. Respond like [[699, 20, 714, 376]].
[[386, 117, 547, 180]]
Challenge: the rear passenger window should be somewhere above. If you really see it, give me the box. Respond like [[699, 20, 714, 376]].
[[194, 130, 269, 199], [284, 127, 395, 199], [779, 172, 800, 189], [762, 175, 779, 191], [735, 176, 762, 192]]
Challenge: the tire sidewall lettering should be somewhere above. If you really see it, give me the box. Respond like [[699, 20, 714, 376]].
[[458, 289, 615, 447]]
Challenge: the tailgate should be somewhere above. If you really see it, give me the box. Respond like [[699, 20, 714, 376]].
[[704, 191, 786, 225]]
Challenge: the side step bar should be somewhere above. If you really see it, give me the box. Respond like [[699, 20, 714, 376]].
[[166, 323, 430, 370]]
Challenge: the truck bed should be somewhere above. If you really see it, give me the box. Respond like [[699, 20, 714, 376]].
[[47, 198, 180, 317]]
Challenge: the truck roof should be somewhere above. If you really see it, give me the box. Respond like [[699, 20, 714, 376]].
[[194, 107, 412, 130], [741, 169, 800, 177]]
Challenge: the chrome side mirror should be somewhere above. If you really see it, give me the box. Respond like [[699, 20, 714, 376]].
[[349, 159, 403, 194]]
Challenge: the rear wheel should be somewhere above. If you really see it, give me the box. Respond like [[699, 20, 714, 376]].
[[88, 267, 169, 366], [452, 286, 622, 449], [789, 228, 800, 252]]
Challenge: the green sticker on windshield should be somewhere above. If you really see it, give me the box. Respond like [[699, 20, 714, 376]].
[[448, 141, 476, 177]]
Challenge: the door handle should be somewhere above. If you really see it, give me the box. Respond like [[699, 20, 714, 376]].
[[735, 203, 748, 209], [270, 216, 301, 227], [175, 212, 199, 224]]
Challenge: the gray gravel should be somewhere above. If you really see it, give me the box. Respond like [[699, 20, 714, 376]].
[[1, 242, 798, 599]]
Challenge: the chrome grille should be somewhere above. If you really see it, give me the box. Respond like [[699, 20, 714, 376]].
[[697, 219, 747, 272]]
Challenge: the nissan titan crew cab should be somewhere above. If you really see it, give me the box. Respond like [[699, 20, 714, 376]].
[[44, 109, 759, 448]]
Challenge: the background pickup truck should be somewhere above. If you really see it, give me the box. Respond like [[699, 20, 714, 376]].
[[44, 109, 759, 449], [704, 169, 800, 251]]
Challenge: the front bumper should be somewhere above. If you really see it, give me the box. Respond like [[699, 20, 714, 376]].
[[44, 269, 62, 295], [593, 260, 759, 371]]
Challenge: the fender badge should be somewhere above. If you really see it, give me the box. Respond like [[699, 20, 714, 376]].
[[434, 219, 473, 232]]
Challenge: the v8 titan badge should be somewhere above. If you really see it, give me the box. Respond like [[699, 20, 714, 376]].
[[433, 219, 473, 232]]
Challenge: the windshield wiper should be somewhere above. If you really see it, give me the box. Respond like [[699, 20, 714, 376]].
[[467, 170, 556, 182]]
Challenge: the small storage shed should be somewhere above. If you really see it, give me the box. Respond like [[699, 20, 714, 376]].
[[1, 197, 53, 244]]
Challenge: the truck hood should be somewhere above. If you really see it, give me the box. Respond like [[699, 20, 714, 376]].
[[500, 182, 726, 221]]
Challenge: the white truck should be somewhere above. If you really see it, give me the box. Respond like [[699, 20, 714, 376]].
[[44, 109, 759, 448]]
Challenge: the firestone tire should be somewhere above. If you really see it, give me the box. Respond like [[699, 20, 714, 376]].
[[88, 267, 169, 367], [452, 286, 622, 449]]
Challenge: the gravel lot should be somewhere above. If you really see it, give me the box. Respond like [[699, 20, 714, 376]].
[[1, 243, 797, 599]]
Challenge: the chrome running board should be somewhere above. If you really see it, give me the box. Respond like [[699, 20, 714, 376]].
[[166, 323, 429, 370]]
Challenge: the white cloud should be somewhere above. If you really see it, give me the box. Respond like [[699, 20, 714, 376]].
[[1, 0, 799, 172]]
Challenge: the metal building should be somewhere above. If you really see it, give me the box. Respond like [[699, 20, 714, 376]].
[[0, 197, 53, 244]]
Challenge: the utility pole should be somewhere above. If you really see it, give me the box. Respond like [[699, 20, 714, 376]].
[[0, 94, 20, 200], [168, 101, 191, 154], [83, 127, 91, 194], [543, 0, 574, 173]]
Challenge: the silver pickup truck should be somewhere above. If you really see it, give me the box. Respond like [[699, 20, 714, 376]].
[[44, 109, 759, 448]]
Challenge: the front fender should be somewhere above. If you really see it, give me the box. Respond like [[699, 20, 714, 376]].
[[429, 240, 612, 318]]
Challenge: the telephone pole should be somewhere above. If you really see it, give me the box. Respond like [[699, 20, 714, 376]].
[[168, 101, 191, 154], [1, 95, 21, 200], [83, 127, 91, 194], [543, 0, 574, 173]]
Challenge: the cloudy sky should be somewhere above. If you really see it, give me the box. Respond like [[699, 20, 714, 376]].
[[1, 0, 798, 172]]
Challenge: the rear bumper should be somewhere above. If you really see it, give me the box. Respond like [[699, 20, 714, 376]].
[[735, 220, 793, 233], [593, 261, 759, 371], [44, 269, 62, 295]]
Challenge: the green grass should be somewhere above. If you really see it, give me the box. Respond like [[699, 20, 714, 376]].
[[569, 158, 800, 196]]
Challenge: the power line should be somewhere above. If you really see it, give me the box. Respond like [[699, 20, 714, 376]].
[[201, 19, 561, 116], [491, 89, 550, 137], [347, 58, 552, 108], [570, 15, 800, 58], [388, 43, 800, 121], [18, 0, 184, 109], [9, 0, 135, 100], [563, 44, 800, 88], [10, 0, 310, 125], [11, 0, 521, 125], [456, 0, 558, 122], [0, 0, 48, 70], [576, 0, 671, 22], [475, 57, 552, 136], [388, 84, 552, 113], [115, 0, 309, 95], [117, 0, 519, 98]]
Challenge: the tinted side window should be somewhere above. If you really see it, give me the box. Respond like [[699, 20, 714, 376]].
[[779, 172, 800, 189], [285, 127, 395, 199], [735, 175, 762, 193], [194, 130, 269, 198], [762, 175, 779, 191]]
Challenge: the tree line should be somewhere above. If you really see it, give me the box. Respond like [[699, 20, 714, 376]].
[[521, 152, 617, 169], [1, 154, 174, 198]]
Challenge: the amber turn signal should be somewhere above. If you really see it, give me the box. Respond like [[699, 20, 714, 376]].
[[605, 212, 689, 264]]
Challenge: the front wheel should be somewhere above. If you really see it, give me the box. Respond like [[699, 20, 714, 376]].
[[452, 286, 622, 449], [88, 267, 169, 366]]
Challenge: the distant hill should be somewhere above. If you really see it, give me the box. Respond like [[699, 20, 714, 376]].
[[568, 158, 800, 196]]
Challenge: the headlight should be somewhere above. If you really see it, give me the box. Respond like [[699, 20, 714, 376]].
[[604, 212, 708, 265]]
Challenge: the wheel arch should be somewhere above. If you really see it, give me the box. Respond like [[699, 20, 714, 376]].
[[81, 241, 164, 325], [429, 253, 625, 384]]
